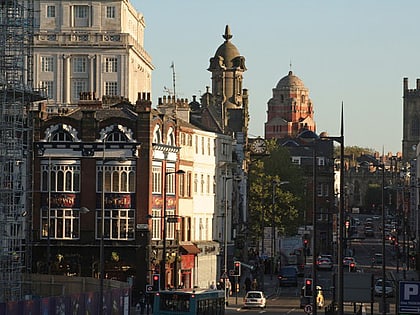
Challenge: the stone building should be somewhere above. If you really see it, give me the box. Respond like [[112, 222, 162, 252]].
[[33, 0, 153, 107], [265, 71, 315, 140]]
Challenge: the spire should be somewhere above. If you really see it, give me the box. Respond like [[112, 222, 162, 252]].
[[222, 25, 233, 42]]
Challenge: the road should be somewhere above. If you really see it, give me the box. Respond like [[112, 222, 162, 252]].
[[224, 213, 420, 314]]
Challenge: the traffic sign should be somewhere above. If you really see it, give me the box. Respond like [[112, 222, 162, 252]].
[[304, 304, 313, 314], [399, 281, 420, 314], [146, 284, 154, 292]]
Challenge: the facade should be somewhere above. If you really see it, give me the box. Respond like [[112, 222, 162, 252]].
[[283, 136, 336, 256], [33, 0, 153, 107], [265, 71, 315, 140], [402, 77, 420, 162]]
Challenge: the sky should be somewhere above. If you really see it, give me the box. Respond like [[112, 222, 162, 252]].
[[132, 0, 420, 154]]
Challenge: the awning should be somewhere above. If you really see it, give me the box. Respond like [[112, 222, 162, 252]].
[[180, 243, 201, 255]]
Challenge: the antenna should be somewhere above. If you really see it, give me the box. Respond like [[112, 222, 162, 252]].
[[289, 59, 293, 71], [171, 62, 176, 98]]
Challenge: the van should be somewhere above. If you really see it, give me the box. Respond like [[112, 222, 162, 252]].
[[278, 266, 298, 287]]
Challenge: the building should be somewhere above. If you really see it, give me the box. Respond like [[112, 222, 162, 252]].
[[265, 71, 315, 140], [33, 0, 153, 108]]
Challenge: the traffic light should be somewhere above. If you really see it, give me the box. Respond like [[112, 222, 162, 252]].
[[152, 274, 160, 291], [304, 278, 313, 297], [349, 262, 356, 272], [233, 261, 241, 276]]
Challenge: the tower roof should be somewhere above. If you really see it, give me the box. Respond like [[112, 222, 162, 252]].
[[276, 71, 305, 89], [213, 25, 241, 68]]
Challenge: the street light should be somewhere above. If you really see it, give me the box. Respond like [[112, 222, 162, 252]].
[[319, 105, 344, 315], [297, 129, 320, 315], [99, 139, 106, 314], [161, 169, 185, 290]]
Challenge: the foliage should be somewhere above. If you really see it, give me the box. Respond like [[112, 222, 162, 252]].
[[248, 139, 306, 243]]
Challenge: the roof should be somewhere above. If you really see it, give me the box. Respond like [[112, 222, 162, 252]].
[[213, 25, 241, 69], [276, 71, 305, 89]]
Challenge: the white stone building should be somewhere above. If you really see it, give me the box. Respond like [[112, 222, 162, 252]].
[[33, 0, 153, 106]]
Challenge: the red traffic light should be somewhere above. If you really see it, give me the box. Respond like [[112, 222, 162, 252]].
[[153, 274, 159, 281], [303, 239, 308, 244], [350, 262, 355, 267], [305, 279, 312, 285], [234, 262, 240, 267]]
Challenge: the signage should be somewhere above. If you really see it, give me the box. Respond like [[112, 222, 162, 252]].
[[304, 304, 313, 314], [146, 285, 153, 292], [399, 281, 420, 314]]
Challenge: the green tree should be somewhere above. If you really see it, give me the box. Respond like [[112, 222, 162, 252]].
[[248, 140, 306, 249]]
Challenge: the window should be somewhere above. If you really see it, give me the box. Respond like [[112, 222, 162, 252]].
[[97, 163, 136, 193], [152, 166, 162, 194], [41, 161, 80, 193], [194, 173, 198, 194], [73, 57, 87, 73], [201, 137, 205, 155], [41, 56, 54, 72], [207, 175, 210, 194], [200, 174, 204, 194], [72, 79, 87, 100], [96, 208, 135, 240], [186, 172, 192, 197], [46, 5, 55, 18], [105, 57, 118, 73], [75, 5, 89, 18], [40, 81, 54, 99], [41, 208, 82, 240], [151, 209, 161, 240], [166, 168, 176, 194], [51, 130, 72, 142], [105, 81, 118, 96], [179, 173, 185, 197], [166, 209, 175, 239], [106, 6, 116, 18]]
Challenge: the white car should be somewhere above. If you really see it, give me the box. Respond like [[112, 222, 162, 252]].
[[243, 291, 266, 309], [374, 279, 394, 297]]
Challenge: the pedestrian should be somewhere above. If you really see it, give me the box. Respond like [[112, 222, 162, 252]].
[[225, 278, 232, 296], [138, 291, 146, 314], [209, 281, 216, 290], [251, 278, 258, 290]]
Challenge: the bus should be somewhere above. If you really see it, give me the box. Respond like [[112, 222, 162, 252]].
[[152, 289, 225, 315]]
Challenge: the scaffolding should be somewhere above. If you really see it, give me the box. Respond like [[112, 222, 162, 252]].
[[0, 0, 34, 302]]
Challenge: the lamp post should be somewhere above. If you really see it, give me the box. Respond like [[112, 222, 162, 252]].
[[99, 139, 106, 314], [161, 169, 185, 291], [297, 129, 320, 315], [221, 173, 232, 304], [319, 105, 344, 315]]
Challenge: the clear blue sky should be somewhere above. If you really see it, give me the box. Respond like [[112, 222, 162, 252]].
[[132, 0, 420, 154]]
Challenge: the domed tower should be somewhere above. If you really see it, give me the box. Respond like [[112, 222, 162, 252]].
[[207, 25, 248, 134], [265, 71, 315, 139]]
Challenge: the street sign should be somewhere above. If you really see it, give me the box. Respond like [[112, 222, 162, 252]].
[[399, 281, 420, 314], [304, 304, 313, 314]]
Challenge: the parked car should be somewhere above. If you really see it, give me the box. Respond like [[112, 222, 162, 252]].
[[374, 279, 394, 297], [243, 291, 267, 309], [316, 257, 333, 271], [278, 266, 298, 287]]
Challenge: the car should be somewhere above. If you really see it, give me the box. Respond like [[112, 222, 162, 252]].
[[316, 257, 333, 271], [243, 291, 266, 308], [278, 266, 298, 287], [374, 279, 394, 297], [343, 256, 355, 267]]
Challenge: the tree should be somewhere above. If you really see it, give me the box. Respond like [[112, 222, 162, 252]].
[[248, 139, 305, 248]]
